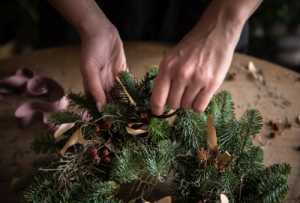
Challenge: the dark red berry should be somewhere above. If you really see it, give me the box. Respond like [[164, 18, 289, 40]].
[[103, 121, 111, 129], [270, 132, 277, 138], [274, 123, 281, 131], [200, 163, 206, 169], [90, 148, 97, 156], [102, 149, 109, 156], [103, 156, 111, 163], [94, 125, 100, 133], [269, 120, 275, 125], [230, 73, 237, 80]]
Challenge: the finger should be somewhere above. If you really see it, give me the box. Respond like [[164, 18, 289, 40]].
[[166, 80, 186, 110], [150, 72, 171, 116], [181, 85, 202, 110], [82, 65, 106, 112], [192, 87, 215, 114]]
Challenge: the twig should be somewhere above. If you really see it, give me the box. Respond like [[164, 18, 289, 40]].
[[228, 174, 244, 199]]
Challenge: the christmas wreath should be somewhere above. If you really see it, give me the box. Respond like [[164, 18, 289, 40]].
[[13, 66, 291, 203]]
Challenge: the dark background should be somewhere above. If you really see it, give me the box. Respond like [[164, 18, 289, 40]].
[[0, 0, 300, 72]]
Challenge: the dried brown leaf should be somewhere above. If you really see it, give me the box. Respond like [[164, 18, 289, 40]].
[[207, 114, 218, 155], [54, 122, 76, 140], [116, 76, 136, 106], [217, 151, 232, 168], [220, 194, 229, 203], [126, 123, 149, 136], [248, 61, 263, 82], [60, 124, 87, 155]]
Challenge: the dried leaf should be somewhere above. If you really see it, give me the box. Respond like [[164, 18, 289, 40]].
[[217, 151, 232, 168], [11, 176, 20, 191], [126, 122, 149, 136], [60, 124, 87, 155], [154, 196, 172, 203], [106, 142, 116, 153], [207, 114, 218, 155], [54, 122, 76, 140], [248, 61, 263, 82], [165, 109, 177, 126], [220, 194, 229, 203], [116, 76, 136, 106]]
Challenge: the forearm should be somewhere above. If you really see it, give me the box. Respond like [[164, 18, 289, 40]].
[[186, 0, 262, 48], [46, 0, 113, 38]]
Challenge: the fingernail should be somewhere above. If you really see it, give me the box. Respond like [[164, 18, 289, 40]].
[[96, 102, 102, 112]]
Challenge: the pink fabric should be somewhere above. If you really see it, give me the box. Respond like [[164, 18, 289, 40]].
[[0, 67, 68, 132]]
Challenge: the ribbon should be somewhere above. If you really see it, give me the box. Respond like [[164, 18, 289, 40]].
[[0, 67, 68, 132]]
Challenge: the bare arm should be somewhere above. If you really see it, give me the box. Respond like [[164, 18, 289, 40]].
[[47, 0, 127, 112], [150, 0, 263, 115]]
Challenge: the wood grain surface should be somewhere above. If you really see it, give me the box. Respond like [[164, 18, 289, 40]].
[[0, 41, 299, 202]]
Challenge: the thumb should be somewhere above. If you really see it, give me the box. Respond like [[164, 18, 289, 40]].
[[82, 70, 106, 113]]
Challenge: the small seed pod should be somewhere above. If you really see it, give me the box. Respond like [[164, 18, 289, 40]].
[[94, 125, 100, 133], [102, 149, 109, 156], [270, 132, 277, 138], [103, 121, 111, 129], [103, 156, 111, 164], [269, 120, 275, 126], [90, 147, 97, 156]]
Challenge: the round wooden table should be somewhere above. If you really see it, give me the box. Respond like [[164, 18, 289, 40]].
[[0, 42, 299, 202]]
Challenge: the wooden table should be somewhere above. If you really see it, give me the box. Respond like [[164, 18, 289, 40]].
[[0, 42, 299, 202]]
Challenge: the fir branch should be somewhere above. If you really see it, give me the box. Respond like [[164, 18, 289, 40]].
[[115, 71, 139, 103], [72, 177, 117, 202], [13, 173, 35, 197], [67, 91, 100, 118], [48, 111, 82, 127], [31, 155, 58, 170], [214, 90, 235, 125], [102, 103, 129, 135], [217, 119, 240, 153], [174, 110, 206, 151], [149, 118, 172, 142], [31, 133, 65, 154], [110, 149, 141, 184]]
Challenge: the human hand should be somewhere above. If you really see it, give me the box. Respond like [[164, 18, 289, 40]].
[[80, 26, 127, 112], [150, 0, 252, 115]]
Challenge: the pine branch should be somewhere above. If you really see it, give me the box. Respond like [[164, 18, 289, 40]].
[[175, 110, 206, 151], [115, 71, 139, 103], [31, 155, 58, 170], [149, 118, 172, 142], [48, 111, 82, 127], [31, 133, 65, 154], [67, 91, 100, 118], [72, 177, 117, 202], [110, 149, 141, 184], [214, 90, 235, 125], [102, 103, 129, 135]]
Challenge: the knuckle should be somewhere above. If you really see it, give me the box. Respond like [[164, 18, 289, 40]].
[[193, 105, 206, 114], [166, 101, 179, 110]]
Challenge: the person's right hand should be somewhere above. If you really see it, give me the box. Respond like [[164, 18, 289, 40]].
[[80, 25, 127, 112]]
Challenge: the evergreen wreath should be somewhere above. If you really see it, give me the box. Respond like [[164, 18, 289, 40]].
[[13, 66, 291, 203]]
